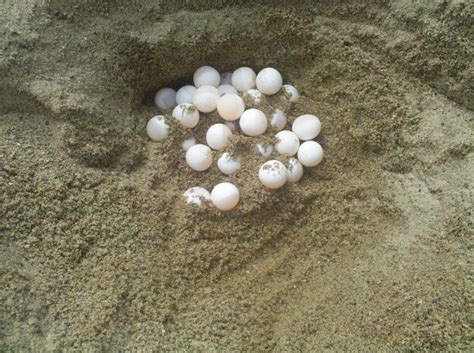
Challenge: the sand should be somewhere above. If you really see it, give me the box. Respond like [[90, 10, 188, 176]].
[[1, 1, 473, 351]]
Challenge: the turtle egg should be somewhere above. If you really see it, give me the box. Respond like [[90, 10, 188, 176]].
[[211, 182, 240, 211], [256, 68, 283, 95], [298, 141, 324, 167], [275, 130, 300, 156], [258, 160, 288, 189], [193, 65, 220, 87], [154, 88, 176, 109], [225, 121, 236, 132], [239, 108, 268, 136], [292, 114, 321, 141], [217, 153, 240, 175], [256, 143, 273, 158], [287, 158, 304, 183], [270, 109, 287, 131], [183, 187, 211, 206], [176, 85, 196, 104], [206, 123, 233, 150], [146, 116, 169, 141], [231, 67, 256, 92], [186, 144, 213, 171], [282, 84, 299, 103], [182, 137, 196, 151], [217, 93, 245, 121], [243, 89, 263, 108], [172, 103, 200, 128], [217, 84, 238, 96], [193, 85, 220, 113], [220, 72, 233, 85]]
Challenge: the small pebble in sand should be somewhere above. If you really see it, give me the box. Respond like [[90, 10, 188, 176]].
[[172, 103, 200, 128], [217, 153, 240, 175], [186, 144, 213, 171], [183, 187, 211, 206], [154, 88, 176, 109], [259, 160, 288, 189], [193, 65, 220, 87], [211, 182, 240, 211], [146, 116, 169, 141], [256, 67, 283, 95], [298, 141, 324, 167], [232, 67, 256, 92], [275, 130, 300, 156], [193, 85, 220, 113], [206, 123, 233, 150], [292, 114, 321, 141], [239, 108, 267, 136]]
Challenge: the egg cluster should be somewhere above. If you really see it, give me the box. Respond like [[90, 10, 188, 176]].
[[146, 66, 324, 211]]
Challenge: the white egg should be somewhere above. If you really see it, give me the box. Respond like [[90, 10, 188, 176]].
[[287, 158, 304, 183], [275, 130, 300, 156], [225, 121, 236, 132], [172, 103, 200, 128], [217, 153, 240, 175], [258, 160, 288, 189], [292, 114, 321, 141], [186, 144, 213, 171], [256, 143, 273, 158], [211, 182, 240, 211], [154, 88, 176, 109], [282, 84, 299, 103], [206, 123, 233, 150], [297, 141, 324, 167], [270, 109, 287, 131], [183, 187, 211, 206], [217, 84, 238, 96], [243, 89, 263, 108], [220, 72, 233, 85], [239, 108, 268, 136], [146, 116, 169, 141], [192, 85, 220, 113], [193, 65, 220, 87], [176, 85, 196, 104], [231, 67, 256, 92], [182, 137, 196, 151], [256, 68, 283, 95], [217, 94, 245, 121]]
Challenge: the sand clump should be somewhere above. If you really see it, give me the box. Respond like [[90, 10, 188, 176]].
[[1, 1, 473, 351]]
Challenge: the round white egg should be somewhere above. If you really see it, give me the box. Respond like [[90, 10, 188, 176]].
[[154, 88, 176, 109], [287, 158, 304, 183], [297, 141, 324, 167], [217, 94, 245, 121], [282, 84, 299, 103], [182, 137, 196, 151], [176, 85, 196, 104], [211, 182, 240, 211], [146, 116, 169, 141], [256, 143, 273, 158], [220, 72, 233, 85], [172, 103, 200, 128], [270, 109, 287, 131], [193, 65, 220, 87], [256, 68, 283, 95], [239, 109, 268, 136], [243, 89, 263, 108], [275, 130, 300, 156], [206, 123, 233, 150], [217, 84, 238, 96], [258, 160, 288, 189], [292, 114, 321, 141], [217, 153, 240, 175], [231, 67, 256, 92], [224, 121, 236, 132], [183, 187, 211, 206], [186, 144, 213, 171], [193, 85, 220, 113]]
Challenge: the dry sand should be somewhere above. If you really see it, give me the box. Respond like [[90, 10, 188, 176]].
[[1, 1, 473, 351]]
